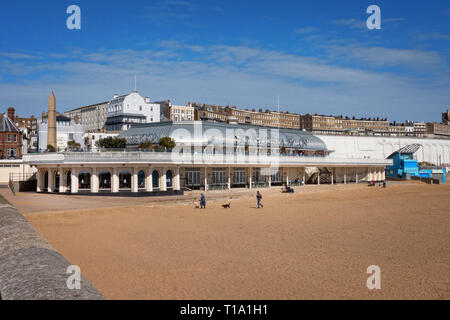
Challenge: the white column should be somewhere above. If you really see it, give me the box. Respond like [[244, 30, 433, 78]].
[[356, 169, 359, 184], [227, 167, 231, 190], [36, 169, 42, 192], [174, 166, 180, 191], [112, 167, 119, 193], [249, 167, 253, 189], [268, 169, 272, 188], [91, 167, 99, 193], [204, 167, 208, 191], [48, 169, 54, 193], [59, 168, 65, 193], [381, 168, 386, 181], [317, 169, 320, 185], [161, 168, 167, 191], [302, 168, 306, 184], [331, 168, 334, 185], [71, 168, 79, 193], [131, 167, 138, 193], [146, 167, 153, 192], [344, 167, 347, 184]]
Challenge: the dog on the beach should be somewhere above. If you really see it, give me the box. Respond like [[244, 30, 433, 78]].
[[222, 203, 231, 209]]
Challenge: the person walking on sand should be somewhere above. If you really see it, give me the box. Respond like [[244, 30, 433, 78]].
[[256, 191, 263, 208], [200, 193, 206, 209]]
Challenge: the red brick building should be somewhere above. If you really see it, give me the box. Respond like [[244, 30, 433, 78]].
[[0, 107, 23, 159]]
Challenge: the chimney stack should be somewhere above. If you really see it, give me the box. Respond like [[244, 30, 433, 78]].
[[7, 107, 15, 121]]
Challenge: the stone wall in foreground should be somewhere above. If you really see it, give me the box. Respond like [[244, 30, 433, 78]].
[[0, 196, 104, 300]]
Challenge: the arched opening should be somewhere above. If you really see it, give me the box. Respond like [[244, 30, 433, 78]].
[[54, 171, 60, 192], [99, 171, 111, 190], [66, 171, 71, 191], [43, 171, 49, 192], [166, 170, 173, 189], [119, 170, 131, 189], [78, 171, 91, 190], [152, 170, 160, 190], [138, 170, 146, 189]]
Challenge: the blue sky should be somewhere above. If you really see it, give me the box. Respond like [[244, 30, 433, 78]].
[[0, 0, 449, 122]]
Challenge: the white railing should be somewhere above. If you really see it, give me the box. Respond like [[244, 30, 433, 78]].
[[22, 153, 65, 162], [23, 151, 392, 166]]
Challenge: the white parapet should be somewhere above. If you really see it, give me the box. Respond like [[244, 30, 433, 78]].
[[23, 152, 392, 168]]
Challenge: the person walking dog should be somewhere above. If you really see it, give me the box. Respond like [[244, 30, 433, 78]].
[[200, 193, 206, 209], [256, 191, 263, 208]]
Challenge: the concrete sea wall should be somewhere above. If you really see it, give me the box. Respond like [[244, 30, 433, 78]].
[[0, 195, 104, 300]]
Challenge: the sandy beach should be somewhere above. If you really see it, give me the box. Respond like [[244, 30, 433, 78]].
[[19, 182, 450, 299]]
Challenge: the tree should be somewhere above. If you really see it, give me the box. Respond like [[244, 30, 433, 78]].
[[158, 137, 176, 150], [67, 140, 81, 151], [280, 146, 287, 155], [96, 137, 127, 149], [138, 140, 154, 151], [47, 144, 56, 152]]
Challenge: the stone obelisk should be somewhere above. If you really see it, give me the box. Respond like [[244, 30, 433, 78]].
[[47, 91, 57, 149]]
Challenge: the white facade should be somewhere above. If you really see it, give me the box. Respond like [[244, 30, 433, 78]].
[[106, 91, 160, 131], [24, 151, 390, 194], [85, 132, 120, 152], [0, 160, 36, 183], [319, 135, 450, 167], [37, 116, 85, 152]]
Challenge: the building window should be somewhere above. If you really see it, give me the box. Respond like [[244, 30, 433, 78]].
[[7, 148, 17, 158], [69, 133, 74, 140], [7, 134, 11, 142], [14, 135, 17, 142]]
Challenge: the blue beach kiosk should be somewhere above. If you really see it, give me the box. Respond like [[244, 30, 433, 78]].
[[385, 144, 421, 180], [386, 144, 446, 182]]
